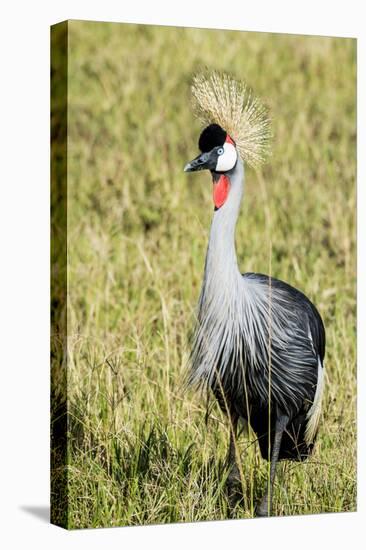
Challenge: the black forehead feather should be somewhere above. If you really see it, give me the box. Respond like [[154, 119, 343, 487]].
[[198, 123, 227, 152]]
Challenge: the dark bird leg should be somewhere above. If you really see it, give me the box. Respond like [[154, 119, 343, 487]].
[[256, 413, 289, 517], [226, 413, 242, 508]]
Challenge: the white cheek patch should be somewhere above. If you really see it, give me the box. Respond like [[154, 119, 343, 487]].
[[215, 142, 237, 172]]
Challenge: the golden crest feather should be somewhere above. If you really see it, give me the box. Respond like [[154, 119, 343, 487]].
[[191, 72, 272, 167]]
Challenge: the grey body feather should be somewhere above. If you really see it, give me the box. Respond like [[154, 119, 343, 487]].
[[188, 157, 325, 459]]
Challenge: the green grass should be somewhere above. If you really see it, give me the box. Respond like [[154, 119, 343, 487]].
[[54, 20, 356, 528]]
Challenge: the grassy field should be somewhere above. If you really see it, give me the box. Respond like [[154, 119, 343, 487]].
[[53, 21, 356, 528]]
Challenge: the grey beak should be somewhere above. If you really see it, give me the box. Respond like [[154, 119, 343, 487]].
[[184, 162, 194, 172], [184, 151, 214, 173]]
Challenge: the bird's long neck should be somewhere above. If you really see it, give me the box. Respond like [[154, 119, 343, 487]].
[[190, 158, 245, 388], [204, 158, 244, 292]]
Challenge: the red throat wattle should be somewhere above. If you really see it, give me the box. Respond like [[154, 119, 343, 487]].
[[213, 174, 230, 209]]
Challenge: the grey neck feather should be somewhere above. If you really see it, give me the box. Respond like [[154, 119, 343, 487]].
[[189, 157, 246, 387], [203, 157, 244, 301]]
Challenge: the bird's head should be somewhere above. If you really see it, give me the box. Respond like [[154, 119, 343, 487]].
[[184, 123, 238, 210], [184, 73, 271, 209], [184, 123, 238, 175]]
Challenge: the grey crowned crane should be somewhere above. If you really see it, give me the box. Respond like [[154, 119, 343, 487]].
[[184, 73, 325, 517]]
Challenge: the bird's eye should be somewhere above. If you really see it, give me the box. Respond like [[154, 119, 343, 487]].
[[217, 147, 224, 155]]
